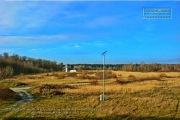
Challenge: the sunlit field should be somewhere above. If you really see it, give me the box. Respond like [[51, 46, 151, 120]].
[[0, 71, 180, 119]]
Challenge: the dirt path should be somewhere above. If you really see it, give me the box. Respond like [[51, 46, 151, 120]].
[[0, 87, 34, 119], [10, 87, 34, 101]]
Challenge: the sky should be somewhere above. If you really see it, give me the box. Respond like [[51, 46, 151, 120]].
[[0, 0, 180, 64]]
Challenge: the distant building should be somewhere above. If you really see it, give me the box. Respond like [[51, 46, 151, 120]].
[[63, 64, 68, 72], [70, 70, 77, 73], [65, 65, 68, 72]]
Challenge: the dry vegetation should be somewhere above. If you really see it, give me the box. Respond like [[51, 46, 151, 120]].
[[0, 71, 180, 119], [0, 87, 19, 101], [0, 87, 21, 112]]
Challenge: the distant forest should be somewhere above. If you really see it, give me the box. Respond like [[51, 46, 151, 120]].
[[0, 52, 63, 79], [69, 63, 180, 72], [0, 52, 180, 79]]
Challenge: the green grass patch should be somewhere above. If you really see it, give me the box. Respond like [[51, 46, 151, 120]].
[[0, 80, 27, 87]]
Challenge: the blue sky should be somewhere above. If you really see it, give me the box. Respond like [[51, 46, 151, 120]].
[[0, 1, 179, 64]]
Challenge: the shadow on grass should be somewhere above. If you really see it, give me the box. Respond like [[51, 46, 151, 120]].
[[4, 115, 178, 120]]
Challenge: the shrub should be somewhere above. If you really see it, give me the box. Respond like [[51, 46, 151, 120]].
[[89, 80, 98, 85], [149, 76, 161, 80], [27, 76, 36, 79], [158, 73, 167, 78], [95, 70, 117, 79], [57, 73, 66, 79], [77, 73, 90, 79], [50, 90, 65, 95], [106, 73, 117, 79], [0, 66, 14, 79], [116, 79, 121, 84], [127, 75, 137, 81], [95, 72, 102, 79], [116, 76, 124, 84], [106, 70, 116, 79], [57, 75, 66, 79], [67, 72, 77, 77], [38, 84, 75, 95], [50, 72, 58, 77], [0, 87, 20, 100], [118, 74, 122, 77], [138, 76, 161, 81], [36, 76, 44, 79], [88, 76, 97, 80]]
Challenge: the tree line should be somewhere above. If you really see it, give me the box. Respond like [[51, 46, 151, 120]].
[[69, 63, 180, 72], [1, 52, 179, 80], [0, 52, 64, 79]]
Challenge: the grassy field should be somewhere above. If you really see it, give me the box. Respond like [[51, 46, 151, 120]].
[[0, 71, 180, 119]]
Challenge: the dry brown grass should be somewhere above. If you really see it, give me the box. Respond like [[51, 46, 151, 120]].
[[64, 79, 163, 96], [113, 71, 180, 78], [1, 71, 180, 119], [0, 87, 17, 101], [8, 77, 180, 119], [0, 87, 21, 111], [4, 71, 179, 87]]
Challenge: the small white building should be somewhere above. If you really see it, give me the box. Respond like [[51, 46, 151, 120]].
[[70, 70, 77, 73]]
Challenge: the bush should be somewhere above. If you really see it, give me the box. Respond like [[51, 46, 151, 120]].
[[95, 72, 102, 79], [89, 80, 98, 85], [158, 73, 167, 78], [0, 66, 14, 79], [106, 73, 117, 79], [127, 75, 137, 81], [27, 76, 36, 79], [57, 73, 66, 79], [77, 73, 90, 79], [38, 84, 75, 95], [67, 72, 77, 77], [88, 76, 97, 80], [116, 79, 121, 84], [118, 74, 122, 77], [95, 70, 117, 79], [50, 90, 65, 95], [106, 70, 117, 79], [149, 76, 161, 80], [116, 76, 124, 84], [0, 87, 20, 100], [138, 76, 161, 81], [50, 72, 58, 77]]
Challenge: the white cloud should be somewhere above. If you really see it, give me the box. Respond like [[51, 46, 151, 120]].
[[0, 34, 67, 46], [0, 48, 15, 53], [58, 40, 108, 51], [0, 1, 78, 34], [85, 16, 119, 28], [74, 44, 80, 48]]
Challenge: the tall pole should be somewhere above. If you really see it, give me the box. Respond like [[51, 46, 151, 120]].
[[103, 54, 105, 101], [101, 51, 107, 101]]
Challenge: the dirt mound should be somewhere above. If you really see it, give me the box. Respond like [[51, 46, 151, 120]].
[[0, 87, 21, 101]]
